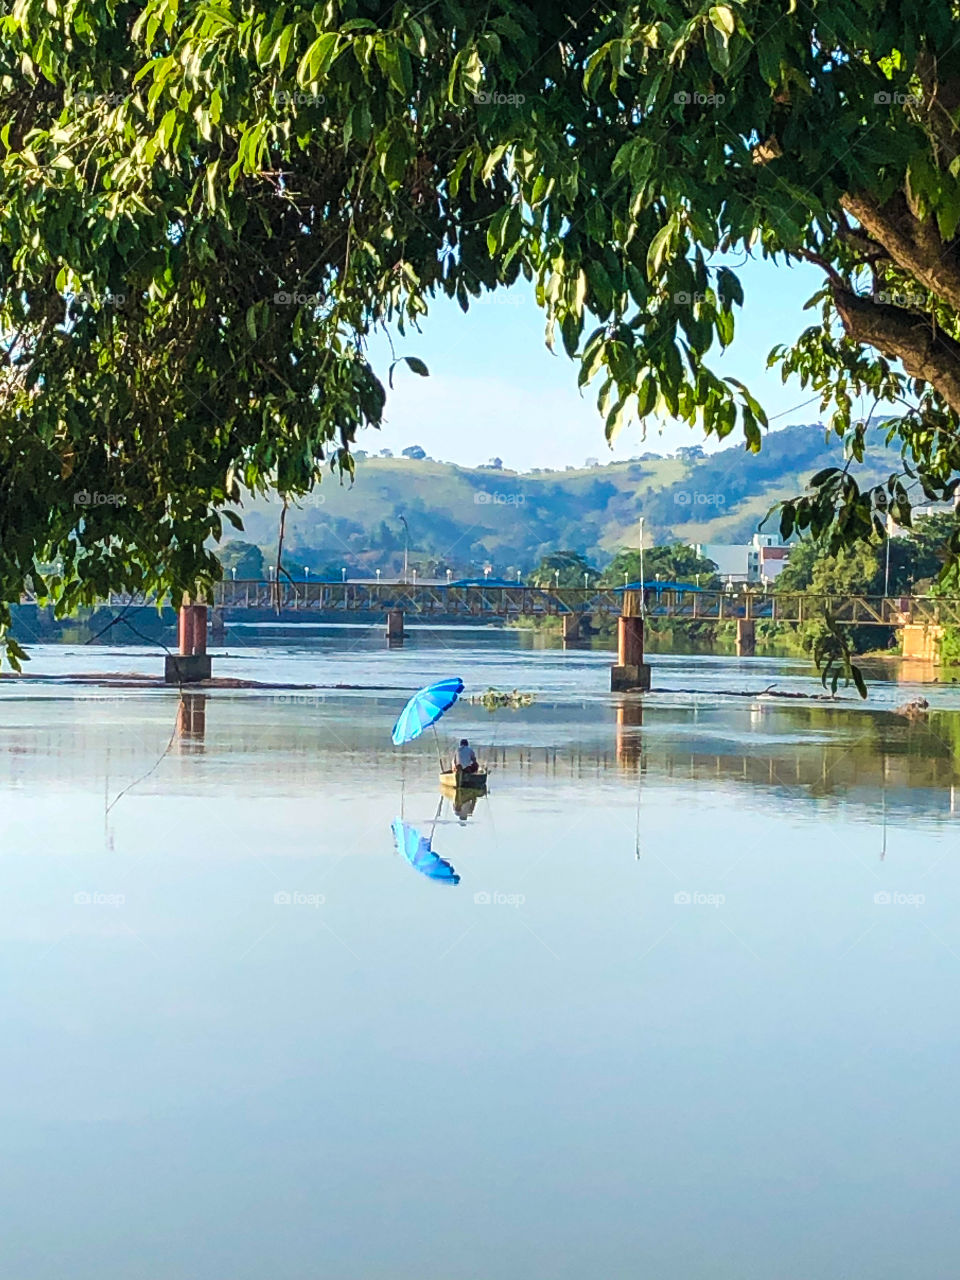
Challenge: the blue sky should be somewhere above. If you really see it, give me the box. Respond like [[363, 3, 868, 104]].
[[367, 254, 834, 471]]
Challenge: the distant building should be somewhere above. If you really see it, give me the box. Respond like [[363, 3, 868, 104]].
[[697, 534, 789, 585]]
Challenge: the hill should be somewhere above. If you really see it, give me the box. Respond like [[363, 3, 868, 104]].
[[230, 424, 894, 576]]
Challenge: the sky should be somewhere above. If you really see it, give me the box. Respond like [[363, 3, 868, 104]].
[[365, 254, 833, 472]]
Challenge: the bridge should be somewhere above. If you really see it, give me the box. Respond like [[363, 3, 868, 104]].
[[20, 580, 960, 688], [208, 579, 960, 629]]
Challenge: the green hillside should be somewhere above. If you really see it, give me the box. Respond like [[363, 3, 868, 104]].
[[230, 424, 894, 576]]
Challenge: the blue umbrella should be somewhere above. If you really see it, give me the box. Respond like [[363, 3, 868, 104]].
[[391, 677, 464, 746], [392, 818, 460, 885]]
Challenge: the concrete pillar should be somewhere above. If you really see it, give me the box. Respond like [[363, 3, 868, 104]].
[[612, 615, 651, 691], [736, 618, 756, 657], [562, 613, 581, 644], [166, 602, 212, 683], [386, 609, 405, 644], [210, 608, 226, 643]]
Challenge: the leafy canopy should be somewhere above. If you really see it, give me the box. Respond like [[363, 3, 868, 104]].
[[4, 0, 960, 666]]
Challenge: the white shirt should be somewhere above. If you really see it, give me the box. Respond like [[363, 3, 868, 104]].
[[455, 744, 477, 768]]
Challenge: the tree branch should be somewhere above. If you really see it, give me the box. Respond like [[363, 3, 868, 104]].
[[841, 191, 960, 313], [834, 288, 960, 412]]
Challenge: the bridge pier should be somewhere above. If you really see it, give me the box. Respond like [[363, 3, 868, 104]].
[[386, 609, 405, 645], [165, 602, 212, 684], [611, 615, 651, 692], [210, 608, 226, 644], [736, 618, 756, 657], [562, 613, 582, 645]]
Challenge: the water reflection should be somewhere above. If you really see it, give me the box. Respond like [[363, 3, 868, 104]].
[[175, 693, 207, 752], [392, 816, 460, 885], [615, 697, 644, 770], [3, 655, 960, 1278]]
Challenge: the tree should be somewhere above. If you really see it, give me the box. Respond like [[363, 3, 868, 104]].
[[603, 543, 719, 586], [5, 2, 960, 666], [401, 445, 427, 460], [528, 551, 598, 588], [218, 541, 264, 580]]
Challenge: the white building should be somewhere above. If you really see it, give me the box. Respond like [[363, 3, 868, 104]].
[[697, 534, 789, 586]]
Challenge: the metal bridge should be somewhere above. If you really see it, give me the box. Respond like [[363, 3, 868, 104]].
[[203, 580, 960, 628]]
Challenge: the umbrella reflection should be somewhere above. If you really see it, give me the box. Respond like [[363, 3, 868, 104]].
[[391, 817, 460, 885]]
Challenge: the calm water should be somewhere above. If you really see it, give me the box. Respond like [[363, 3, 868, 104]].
[[2, 631, 959, 1279]]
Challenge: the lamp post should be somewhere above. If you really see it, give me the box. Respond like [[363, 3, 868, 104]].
[[554, 569, 560, 588], [638, 516, 646, 616], [376, 568, 381, 584], [584, 572, 589, 589], [341, 567, 346, 583], [446, 569, 452, 584], [516, 570, 522, 584], [399, 514, 409, 583]]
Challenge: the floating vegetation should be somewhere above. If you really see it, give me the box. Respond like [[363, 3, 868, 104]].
[[895, 696, 930, 721], [470, 687, 535, 711]]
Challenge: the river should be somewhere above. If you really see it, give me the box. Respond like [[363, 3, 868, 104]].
[[1, 628, 958, 1278]]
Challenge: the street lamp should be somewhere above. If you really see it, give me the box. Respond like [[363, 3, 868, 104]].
[[398, 514, 409, 583], [554, 569, 560, 588], [516, 570, 522, 584], [341, 567, 346, 582], [484, 565, 491, 580], [376, 568, 381, 583], [305, 566, 310, 583], [231, 567, 236, 581], [446, 569, 452, 583], [584, 572, 589, 589], [412, 568, 417, 585], [638, 516, 646, 616]]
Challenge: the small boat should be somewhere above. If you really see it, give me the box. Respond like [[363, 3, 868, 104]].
[[439, 767, 488, 791]]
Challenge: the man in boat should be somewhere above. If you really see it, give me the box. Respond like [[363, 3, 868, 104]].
[[453, 738, 479, 775]]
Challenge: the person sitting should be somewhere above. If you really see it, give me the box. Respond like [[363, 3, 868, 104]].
[[453, 738, 479, 774]]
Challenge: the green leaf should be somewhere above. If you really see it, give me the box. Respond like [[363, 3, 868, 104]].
[[276, 24, 296, 73], [709, 5, 736, 37], [388, 355, 429, 387], [298, 32, 340, 86], [646, 222, 673, 279]]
